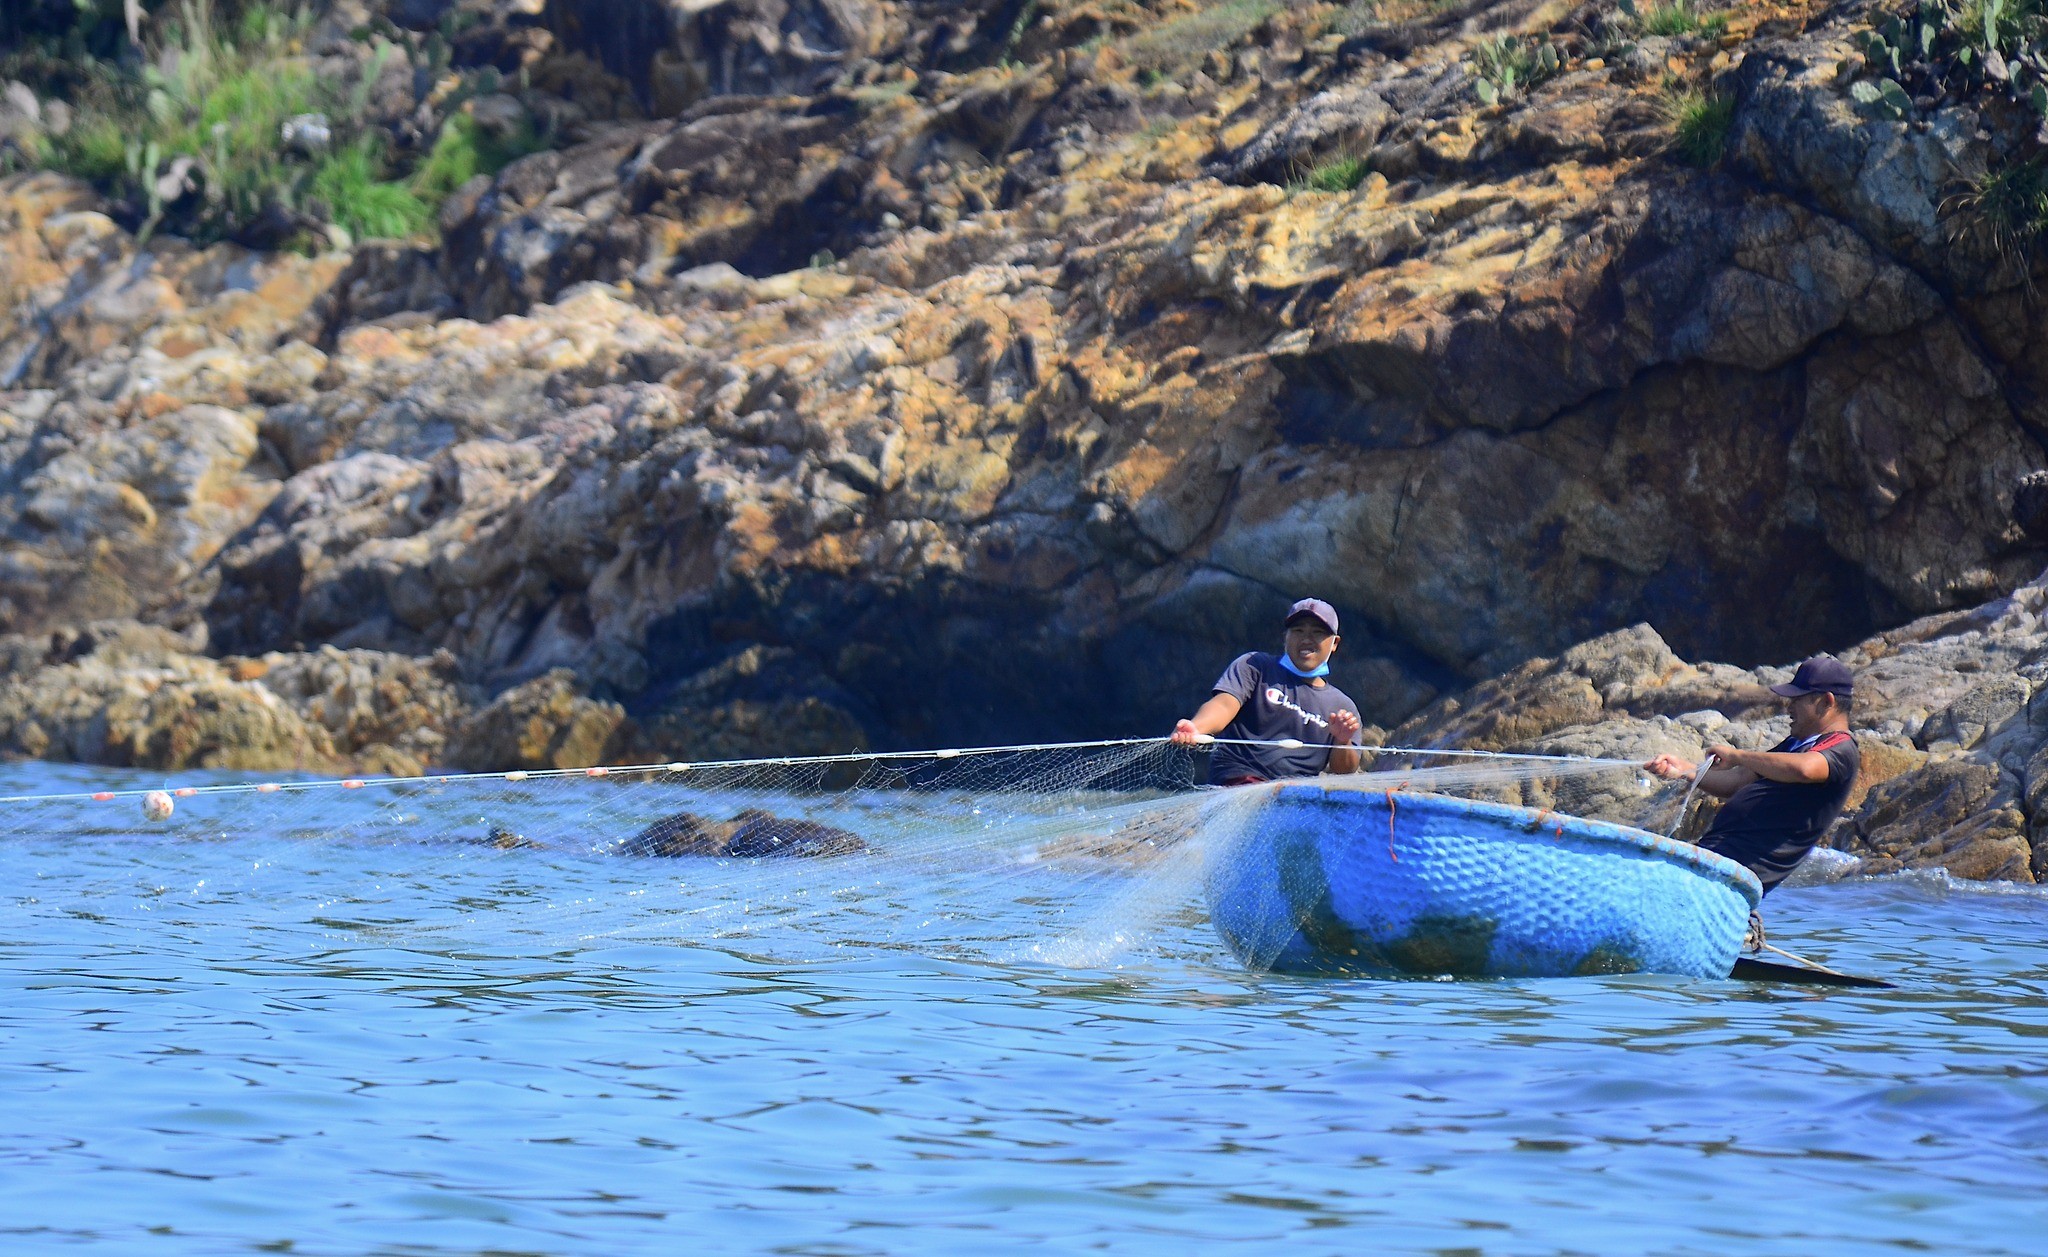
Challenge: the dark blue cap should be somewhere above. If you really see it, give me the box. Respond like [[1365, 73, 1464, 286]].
[[1770, 656, 1853, 698], [1285, 598, 1339, 634]]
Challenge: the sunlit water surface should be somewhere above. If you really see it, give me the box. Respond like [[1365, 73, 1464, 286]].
[[2, 761, 2046, 1255]]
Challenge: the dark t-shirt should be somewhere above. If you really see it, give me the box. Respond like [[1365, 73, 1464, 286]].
[[1206, 652, 1360, 784], [1698, 730, 1859, 893]]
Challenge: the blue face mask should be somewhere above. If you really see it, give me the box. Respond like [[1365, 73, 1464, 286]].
[[1277, 653, 1330, 679]]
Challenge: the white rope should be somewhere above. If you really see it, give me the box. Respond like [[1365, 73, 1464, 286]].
[[0, 736, 1648, 806], [0, 737, 1163, 804], [1349, 743, 1645, 769], [1757, 940, 1853, 979]]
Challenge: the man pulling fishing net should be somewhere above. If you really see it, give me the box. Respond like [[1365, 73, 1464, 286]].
[[1645, 656, 1861, 895], [1168, 598, 1363, 784]]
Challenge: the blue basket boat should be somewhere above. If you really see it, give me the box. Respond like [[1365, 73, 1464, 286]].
[[1204, 781, 1762, 979]]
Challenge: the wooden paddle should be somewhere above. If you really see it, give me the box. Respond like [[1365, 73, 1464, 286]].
[[1729, 956, 1894, 989]]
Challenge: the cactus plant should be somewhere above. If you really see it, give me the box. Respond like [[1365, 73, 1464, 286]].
[[1468, 33, 1564, 104], [1846, 0, 2048, 127]]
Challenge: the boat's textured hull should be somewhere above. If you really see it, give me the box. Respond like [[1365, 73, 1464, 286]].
[[1205, 782, 1761, 979]]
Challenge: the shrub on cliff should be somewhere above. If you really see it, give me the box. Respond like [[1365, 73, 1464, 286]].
[[7, 0, 542, 249], [1948, 157, 2048, 272], [1622, 0, 1731, 40]]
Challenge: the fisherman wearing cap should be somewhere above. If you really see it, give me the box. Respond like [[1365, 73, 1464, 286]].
[[1169, 598, 1363, 784], [1644, 656, 1861, 894]]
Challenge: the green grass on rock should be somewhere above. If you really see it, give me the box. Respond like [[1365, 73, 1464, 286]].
[[1664, 87, 1735, 166], [17, 0, 547, 248], [1301, 154, 1372, 192]]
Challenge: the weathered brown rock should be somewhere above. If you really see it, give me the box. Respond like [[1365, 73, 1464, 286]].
[[637, 644, 868, 761], [252, 645, 475, 773], [1390, 624, 1686, 753], [2016, 471, 2048, 545], [1830, 760, 2032, 883], [0, 621, 345, 772], [0, 619, 496, 773], [549, 0, 891, 114], [1728, 23, 1984, 278], [1844, 736, 1929, 815], [442, 668, 634, 770], [1219, 81, 1395, 184]]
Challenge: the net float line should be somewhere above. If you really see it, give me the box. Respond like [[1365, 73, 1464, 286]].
[[0, 737, 1649, 807]]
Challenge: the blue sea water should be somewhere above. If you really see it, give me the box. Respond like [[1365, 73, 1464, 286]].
[[1, 761, 2046, 1254]]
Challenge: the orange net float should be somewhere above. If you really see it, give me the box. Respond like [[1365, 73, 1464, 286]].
[[341, 779, 365, 789], [91, 792, 113, 802], [173, 787, 196, 798]]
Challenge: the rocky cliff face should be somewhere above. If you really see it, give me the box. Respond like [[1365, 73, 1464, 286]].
[[3, 0, 2047, 876]]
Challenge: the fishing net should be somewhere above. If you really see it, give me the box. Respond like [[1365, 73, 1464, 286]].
[[0, 740, 1689, 969]]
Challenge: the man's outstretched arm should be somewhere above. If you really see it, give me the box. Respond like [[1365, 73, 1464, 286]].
[[1171, 692, 1243, 744], [1701, 742, 1833, 785], [1645, 752, 1756, 798]]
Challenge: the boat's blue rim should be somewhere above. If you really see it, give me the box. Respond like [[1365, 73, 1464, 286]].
[[1258, 779, 1765, 907]]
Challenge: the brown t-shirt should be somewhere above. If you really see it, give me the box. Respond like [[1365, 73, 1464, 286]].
[[1698, 730, 1859, 893]]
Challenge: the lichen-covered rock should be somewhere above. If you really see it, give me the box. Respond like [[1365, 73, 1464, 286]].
[[442, 668, 634, 770], [1728, 32, 1983, 267], [0, 621, 345, 771], [1217, 82, 1394, 185], [249, 645, 475, 771]]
